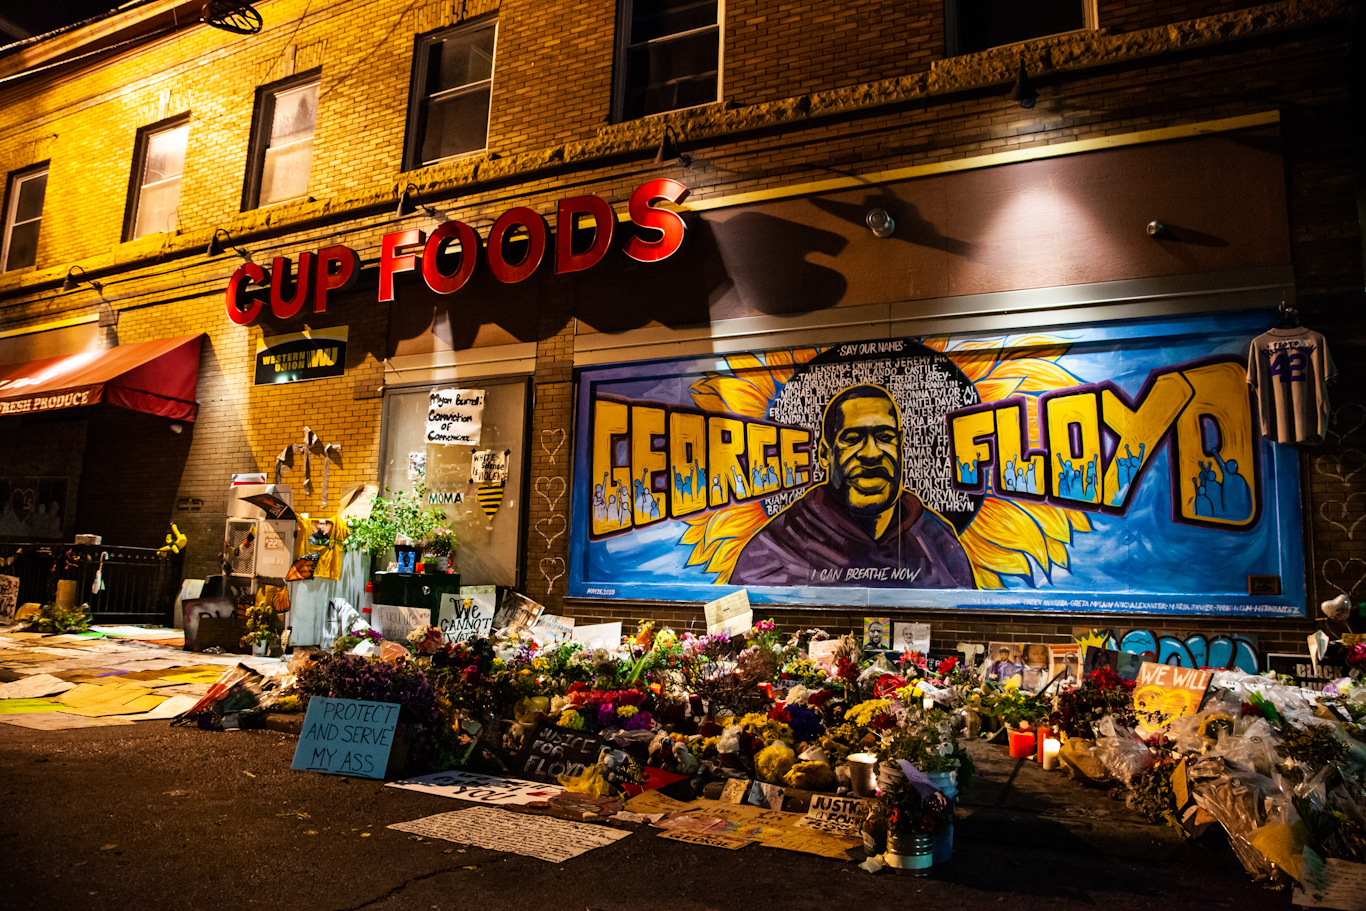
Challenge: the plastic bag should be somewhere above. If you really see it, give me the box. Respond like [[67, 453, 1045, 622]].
[[1058, 738, 1112, 786], [1192, 774, 1277, 878], [1094, 717, 1153, 786]]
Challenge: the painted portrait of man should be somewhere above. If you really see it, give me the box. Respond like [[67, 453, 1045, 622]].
[[729, 384, 975, 588]]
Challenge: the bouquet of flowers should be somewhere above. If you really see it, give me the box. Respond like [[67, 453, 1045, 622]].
[[985, 684, 1052, 729], [1052, 666, 1136, 738], [406, 624, 445, 655], [882, 772, 953, 839]]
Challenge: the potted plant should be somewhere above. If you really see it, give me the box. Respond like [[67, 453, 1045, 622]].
[[241, 607, 281, 656], [880, 773, 952, 875], [346, 481, 447, 573], [423, 526, 457, 573]]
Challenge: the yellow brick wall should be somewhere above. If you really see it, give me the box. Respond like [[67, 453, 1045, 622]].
[[0, 0, 1358, 628]]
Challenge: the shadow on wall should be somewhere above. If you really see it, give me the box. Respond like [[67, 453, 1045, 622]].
[[809, 189, 976, 260], [380, 211, 859, 349], [75, 405, 194, 548]]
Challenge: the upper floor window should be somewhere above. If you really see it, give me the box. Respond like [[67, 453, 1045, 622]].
[[613, 0, 720, 122], [125, 118, 189, 240], [947, 0, 1094, 56], [2, 163, 48, 272], [404, 20, 497, 169], [245, 74, 319, 209]]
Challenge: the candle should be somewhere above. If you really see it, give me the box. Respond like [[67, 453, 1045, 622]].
[[1042, 738, 1061, 771], [1007, 727, 1037, 759], [1035, 724, 1053, 762], [848, 752, 878, 797], [923, 696, 934, 712]]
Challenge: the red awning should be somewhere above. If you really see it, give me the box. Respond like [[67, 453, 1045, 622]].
[[0, 334, 204, 421]]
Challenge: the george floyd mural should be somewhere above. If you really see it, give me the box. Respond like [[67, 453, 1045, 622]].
[[568, 312, 1304, 616]]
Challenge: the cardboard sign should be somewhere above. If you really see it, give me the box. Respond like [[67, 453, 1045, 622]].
[[389, 807, 629, 862], [799, 793, 864, 836], [518, 722, 605, 782], [241, 492, 295, 520], [292, 697, 399, 779], [808, 639, 841, 672], [494, 590, 543, 636], [0, 574, 18, 621], [571, 621, 621, 650], [625, 790, 861, 860], [704, 589, 751, 635], [720, 778, 749, 804], [386, 769, 564, 805], [531, 613, 575, 643], [426, 387, 484, 446], [893, 621, 930, 655], [438, 593, 493, 642], [747, 780, 785, 811], [657, 830, 752, 850], [1134, 661, 1213, 732], [373, 605, 431, 641], [471, 448, 510, 483], [1292, 848, 1366, 910]]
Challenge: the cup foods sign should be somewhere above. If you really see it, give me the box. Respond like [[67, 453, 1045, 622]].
[[225, 179, 689, 325]]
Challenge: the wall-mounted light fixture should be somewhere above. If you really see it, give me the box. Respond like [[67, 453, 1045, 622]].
[[206, 227, 251, 259], [653, 125, 692, 168], [396, 183, 437, 218], [61, 265, 104, 297], [1008, 63, 1037, 109], [1146, 220, 1168, 238], [865, 208, 896, 238], [202, 0, 264, 35]]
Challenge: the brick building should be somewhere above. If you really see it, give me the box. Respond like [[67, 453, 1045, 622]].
[[0, 0, 1361, 662]]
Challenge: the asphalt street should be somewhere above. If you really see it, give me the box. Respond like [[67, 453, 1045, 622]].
[[1, 721, 1298, 911]]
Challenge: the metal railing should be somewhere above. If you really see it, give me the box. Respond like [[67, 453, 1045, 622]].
[[0, 543, 182, 625]]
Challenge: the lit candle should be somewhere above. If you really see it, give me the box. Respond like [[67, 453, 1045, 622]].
[[1042, 738, 1061, 771], [923, 696, 934, 712], [848, 752, 878, 797]]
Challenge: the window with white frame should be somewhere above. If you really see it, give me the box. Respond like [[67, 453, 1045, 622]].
[[613, 0, 720, 122], [125, 118, 190, 240], [2, 164, 48, 272], [404, 20, 497, 169], [246, 74, 319, 208], [946, 0, 1095, 56]]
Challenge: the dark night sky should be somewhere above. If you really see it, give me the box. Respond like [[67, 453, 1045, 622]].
[[0, 2, 131, 44]]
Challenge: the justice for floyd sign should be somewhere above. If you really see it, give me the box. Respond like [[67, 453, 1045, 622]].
[[292, 696, 399, 779]]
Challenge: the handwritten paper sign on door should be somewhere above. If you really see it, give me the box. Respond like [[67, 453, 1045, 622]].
[[426, 388, 484, 446]]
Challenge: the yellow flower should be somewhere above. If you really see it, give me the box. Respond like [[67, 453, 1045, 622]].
[[557, 709, 585, 730], [844, 699, 891, 727], [617, 705, 639, 718], [532, 658, 548, 671]]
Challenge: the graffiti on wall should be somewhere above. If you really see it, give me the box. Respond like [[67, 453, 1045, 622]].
[[1074, 627, 1259, 674], [568, 312, 1305, 615]]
